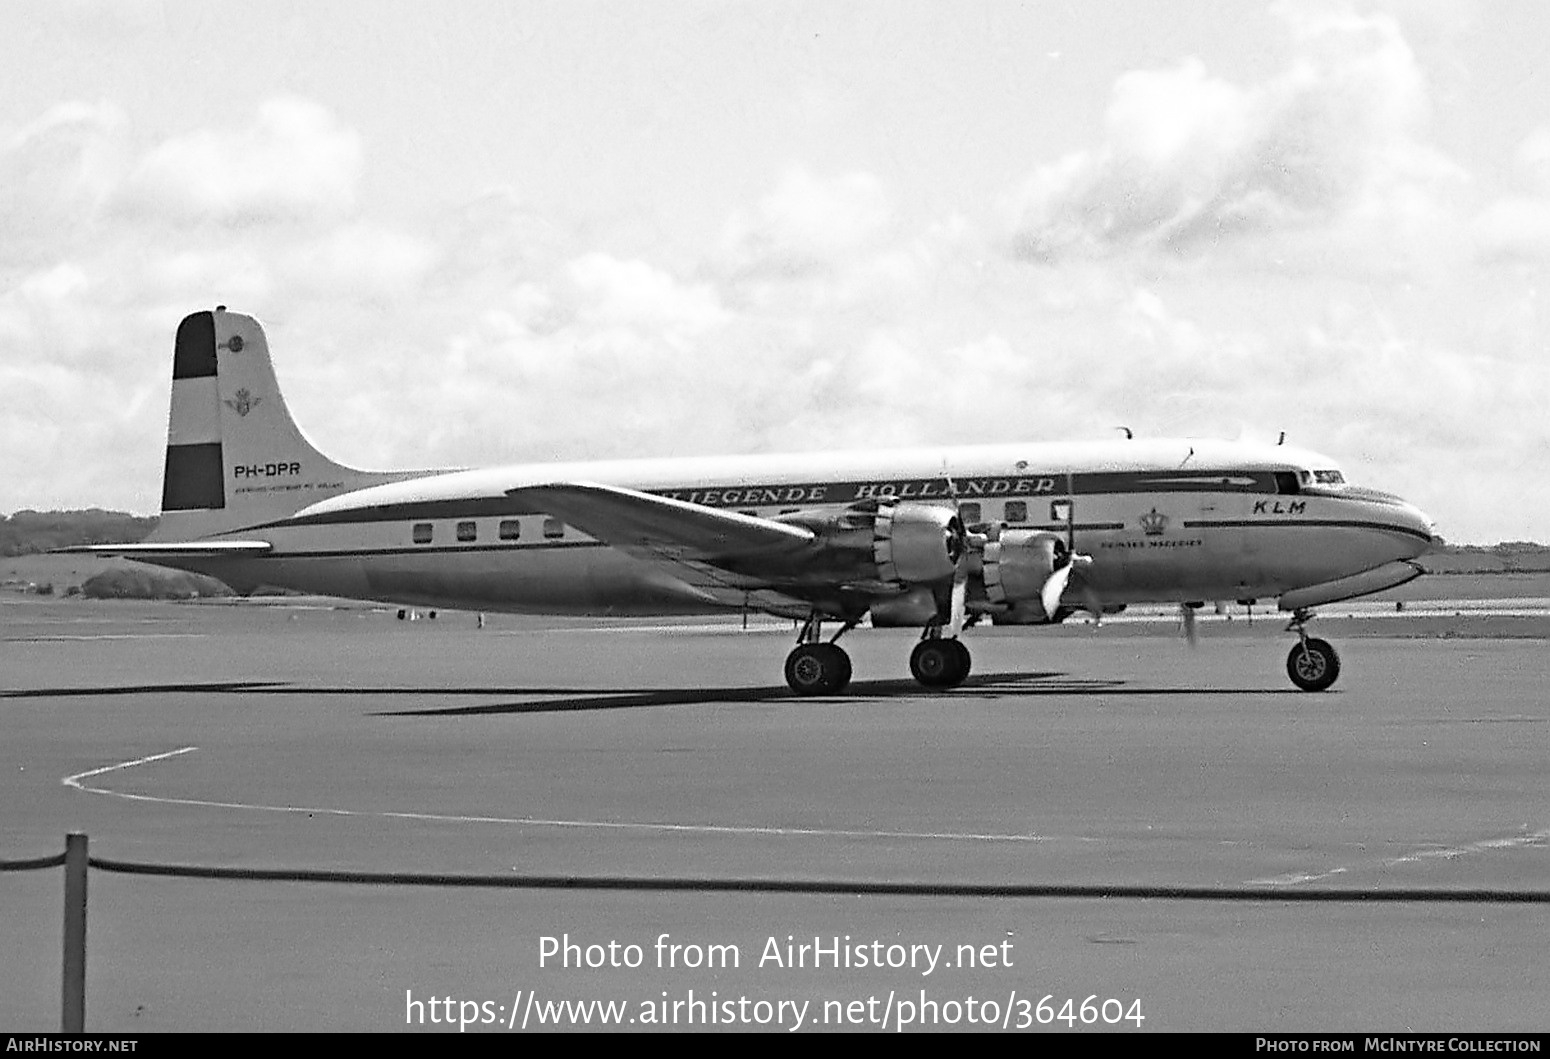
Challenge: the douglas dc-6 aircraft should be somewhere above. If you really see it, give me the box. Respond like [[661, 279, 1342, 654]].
[[76, 308, 1438, 695]]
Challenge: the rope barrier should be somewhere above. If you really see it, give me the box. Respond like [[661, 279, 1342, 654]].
[[84, 856, 1550, 902], [0, 851, 67, 871], [13, 834, 1550, 1031]]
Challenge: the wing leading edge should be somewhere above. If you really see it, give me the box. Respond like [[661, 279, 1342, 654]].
[[506, 482, 833, 613], [506, 482, 815, 563]]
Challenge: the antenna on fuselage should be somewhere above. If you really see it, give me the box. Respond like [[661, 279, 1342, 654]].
[[1116, 426, 1133, 439], [1278, 431, 1286, 445]]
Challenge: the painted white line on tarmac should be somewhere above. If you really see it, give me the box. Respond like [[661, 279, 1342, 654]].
[[1245, 827, 1550, 886], [10, 633, 208, 642], [1382, 827, 1550, 867], [61, 745, 1064, 845], [1245, 868, 1348, 886], [62, 746, 200, 788]]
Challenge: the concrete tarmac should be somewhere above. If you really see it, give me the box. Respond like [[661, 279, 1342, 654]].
[[2, 598, 1546, 1032]]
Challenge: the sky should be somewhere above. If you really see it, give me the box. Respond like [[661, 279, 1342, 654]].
[[1, 0, 1547, 544]]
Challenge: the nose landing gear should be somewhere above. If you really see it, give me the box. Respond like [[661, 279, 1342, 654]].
[[1284, 608, 1341, 691]]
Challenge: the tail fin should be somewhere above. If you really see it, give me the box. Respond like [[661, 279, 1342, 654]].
[[147, 308, 403, 541]]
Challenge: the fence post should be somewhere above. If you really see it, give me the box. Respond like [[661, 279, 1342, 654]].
[[62, 832, 87, 1033]]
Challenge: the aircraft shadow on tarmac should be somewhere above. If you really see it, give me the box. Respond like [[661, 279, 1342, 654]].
[[4, 674, 1301, 715]]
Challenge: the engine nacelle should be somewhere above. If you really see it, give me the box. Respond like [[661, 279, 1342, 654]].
[[872, 502, 964, 585], [982, 529, 1062, 621], [867, 586, 941, 627]]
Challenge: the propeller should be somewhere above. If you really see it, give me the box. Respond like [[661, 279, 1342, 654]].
[[1038, 494, 1093, 621], [1180, 603, 1199, 647], [1039, 554, 1091, 621]]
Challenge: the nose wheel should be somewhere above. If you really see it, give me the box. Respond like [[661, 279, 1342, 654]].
[[1284, 608, 1340, 691], [1286, 637, 1340, 692], [910, 637, 971, 689]]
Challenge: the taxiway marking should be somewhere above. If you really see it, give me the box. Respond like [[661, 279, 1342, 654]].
[[62, 746, 1063, 845], [1246, 828, 1550, 886]]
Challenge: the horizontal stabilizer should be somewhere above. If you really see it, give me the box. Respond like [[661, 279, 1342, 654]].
[[507, 482, 814, 561], [53, 540, 274, 558]]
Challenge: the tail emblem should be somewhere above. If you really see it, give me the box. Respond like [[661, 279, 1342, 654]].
[[224, 388, 263, 417]]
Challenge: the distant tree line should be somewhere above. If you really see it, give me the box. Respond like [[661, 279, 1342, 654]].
[[0, 510, 157, 556]]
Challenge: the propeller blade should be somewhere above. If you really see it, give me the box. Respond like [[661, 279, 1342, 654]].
[[1181, 603, 1198, 647], [946, 556, 969, 637], [1040, 551, 1094, 622], [1081, 584, 1105, 626], [1040, 562, 1073, 619]]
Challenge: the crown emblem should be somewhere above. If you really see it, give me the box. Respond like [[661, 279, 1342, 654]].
[[224, 388, 262, 417], [1140, 508, 1167, 536]]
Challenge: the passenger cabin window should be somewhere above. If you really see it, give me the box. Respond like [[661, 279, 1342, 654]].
[[498, 520, 521, 541], [456, 521, 477, 542], [543, 517, 566, 539], [1004, 500, 1028, 523], [1274, 472, 1301, 495], [412, 523, 433, 544], [959, 502, 982, 525]]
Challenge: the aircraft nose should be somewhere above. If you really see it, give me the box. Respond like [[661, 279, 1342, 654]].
[[1399, 501, 1439, 557]]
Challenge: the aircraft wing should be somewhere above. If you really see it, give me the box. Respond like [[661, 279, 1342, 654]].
[[53, 541, 274, 557], [507, 483, 815, 565]]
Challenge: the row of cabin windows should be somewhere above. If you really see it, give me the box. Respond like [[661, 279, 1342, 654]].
[[958, 501, 1028, 525], [743, 501, 1032, 526], [408, 502, 1038, 545], [408, 483, 1328, 544], [409, 498, 1159, 543], [411, 518, 566, 544]]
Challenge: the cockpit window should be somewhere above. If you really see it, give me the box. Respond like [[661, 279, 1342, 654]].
[[1273, 472, 1301, 495], [1313, 470, 1345, 485]]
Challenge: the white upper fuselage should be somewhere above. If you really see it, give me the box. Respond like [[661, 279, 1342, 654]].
[[204, 437, 1436, 617]]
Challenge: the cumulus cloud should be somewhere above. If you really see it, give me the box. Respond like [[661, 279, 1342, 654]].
[[0, 65, 1544, 542], [1472, 127, 1550, 262], [1010, 8, 1464, 262], [1473, 196, 1550, 263], [115, 97, 361, 225], [0, 101, 128, 262], [566, 253, 729, 336], [718, 167, 893, 280]]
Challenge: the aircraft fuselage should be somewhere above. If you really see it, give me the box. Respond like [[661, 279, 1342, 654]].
[[195, 439, 1434, 617]]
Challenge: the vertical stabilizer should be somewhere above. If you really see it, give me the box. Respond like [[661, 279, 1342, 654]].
[[148, 308, 406, 540]]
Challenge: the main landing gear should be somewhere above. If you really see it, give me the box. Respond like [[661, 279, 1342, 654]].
[[909, 628, 971, 689], [783, 614, 855, 695], [1284, 608, 1340, 692], [781, 615, 975, 695]]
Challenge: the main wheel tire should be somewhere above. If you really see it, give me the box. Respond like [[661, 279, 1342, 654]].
[[950, 638, 971, 685], [826, 644, 853, 693], [1286, 637, 1340, 692], [785, 643, 851, 695], [910, 639, 970, 688]]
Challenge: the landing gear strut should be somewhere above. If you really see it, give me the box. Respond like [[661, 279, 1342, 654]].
[[1284, 608, 1340, 692], [910, 626, 971, 689], [783, 613, 854, 696]]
